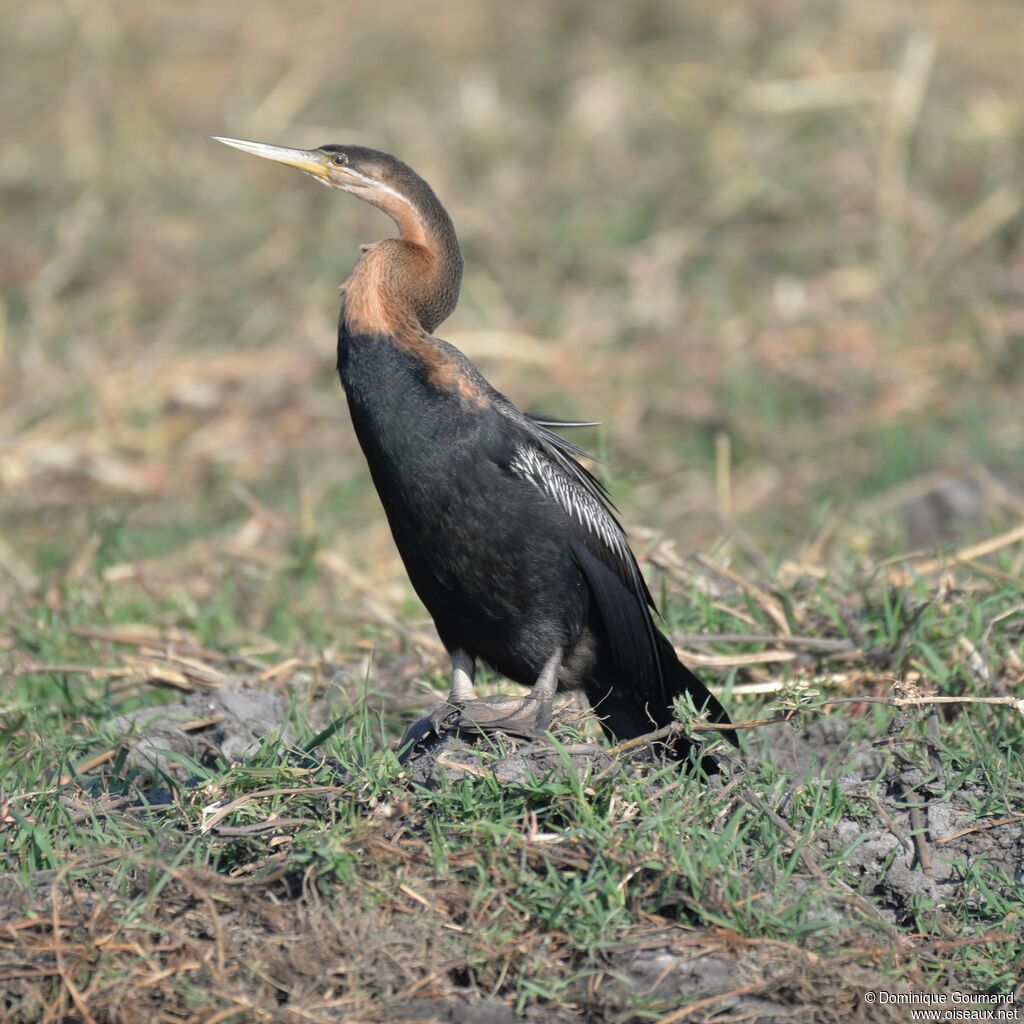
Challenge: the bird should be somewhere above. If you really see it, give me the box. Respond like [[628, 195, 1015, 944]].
[[213, 136, 736, 763]]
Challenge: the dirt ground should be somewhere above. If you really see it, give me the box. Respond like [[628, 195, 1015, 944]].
[[3, 688, 1019, 1023]]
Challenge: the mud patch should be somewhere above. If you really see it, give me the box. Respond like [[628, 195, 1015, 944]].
[[749, 716, 1024, 925], [591, 941, 911, 1023], [400, 723, 615, 790]]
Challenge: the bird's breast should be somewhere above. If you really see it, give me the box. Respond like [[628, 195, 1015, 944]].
[[336, 327, 585, 666]]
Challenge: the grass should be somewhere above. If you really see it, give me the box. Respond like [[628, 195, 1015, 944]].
[[3, 0, 1024, 1019], [2, 546, 1022, 1019]]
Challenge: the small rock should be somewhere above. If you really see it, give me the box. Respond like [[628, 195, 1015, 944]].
[[106, 689, 295, 777]]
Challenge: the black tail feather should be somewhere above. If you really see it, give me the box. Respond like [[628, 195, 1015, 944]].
[[584, 631, 737, 766]]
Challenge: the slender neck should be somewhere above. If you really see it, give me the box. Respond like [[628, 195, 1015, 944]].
[[343, 180, 463, 336]]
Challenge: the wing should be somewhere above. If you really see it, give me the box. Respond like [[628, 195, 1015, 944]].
[[530, 420, 606, 473], [526, 414, 602, 464], [428, 346, 728, 733], [505, 437, 665, 701], [506, 442, 652, 609], [460, 373, 663, 690]]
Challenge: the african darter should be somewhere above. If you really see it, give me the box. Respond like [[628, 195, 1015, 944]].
[[213, 137, 736, 762]]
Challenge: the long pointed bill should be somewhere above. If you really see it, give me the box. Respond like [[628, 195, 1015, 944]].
[[211, 136, 331, 183]]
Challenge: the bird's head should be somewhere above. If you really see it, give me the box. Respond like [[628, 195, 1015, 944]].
[[214, 136, 462, 331], [212, 137, 433, 214]]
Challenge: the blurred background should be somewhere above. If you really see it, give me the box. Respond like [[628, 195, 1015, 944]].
[[2, 0, 1023, 641]]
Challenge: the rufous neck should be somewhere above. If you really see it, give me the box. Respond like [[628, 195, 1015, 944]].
[[347, 181, 463, 335]]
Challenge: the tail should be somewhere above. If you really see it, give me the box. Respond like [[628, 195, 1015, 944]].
[[585, 631, 737, 766]]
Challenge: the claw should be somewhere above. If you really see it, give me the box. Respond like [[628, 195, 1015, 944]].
[[454, 649, 560, 738]]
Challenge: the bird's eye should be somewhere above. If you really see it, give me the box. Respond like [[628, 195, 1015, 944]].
[[332, 154, 347, 166]]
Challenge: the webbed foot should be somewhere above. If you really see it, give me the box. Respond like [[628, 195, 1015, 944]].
[[454, 693, 551, 738], [397, 649, 562, 761]]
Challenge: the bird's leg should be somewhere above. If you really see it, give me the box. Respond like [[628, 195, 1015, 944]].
[[398, 649, 476, 756], [528, 647, 561, 732], [449, 648, 476, 702], [456, 648, 562, 738]]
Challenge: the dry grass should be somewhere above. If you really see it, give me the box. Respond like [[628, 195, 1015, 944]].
[[1, 854, 922, 1024], [3, 0, 1023, 597]]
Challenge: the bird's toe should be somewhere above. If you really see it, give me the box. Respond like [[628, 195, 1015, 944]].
[[397, 702, 463, 761]]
